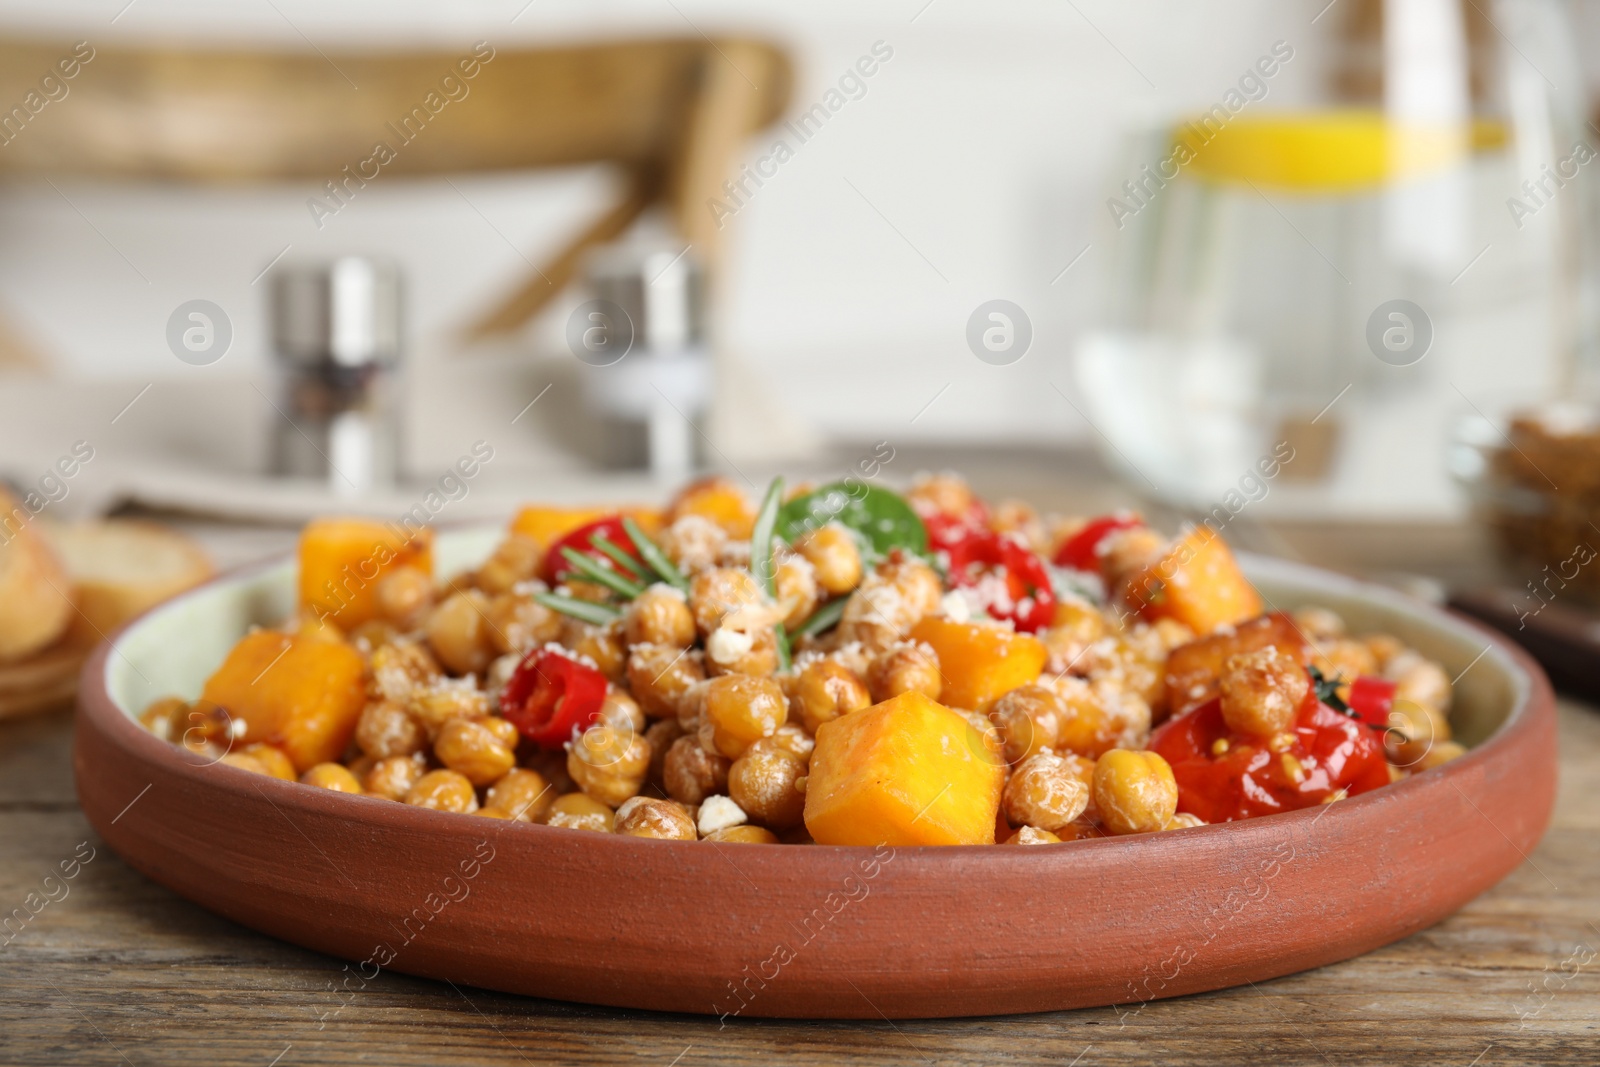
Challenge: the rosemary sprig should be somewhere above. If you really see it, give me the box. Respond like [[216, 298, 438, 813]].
[[532, 591, 621, 626], [622, 516, 688, 592], [559, 546, 646, 599], [750, 477, 790, 670], [792, 596, 846, 638], [589, 532, 651, 583]]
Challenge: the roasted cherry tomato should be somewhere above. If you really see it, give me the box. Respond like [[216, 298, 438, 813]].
[[1148, 674, 1390, 822], [1346, 675, 1397, 731], [943, 530, 1057, 633], [541, 516, 643, 583], [1052, 513, 1143, 572], [499, 649, 608, 747]]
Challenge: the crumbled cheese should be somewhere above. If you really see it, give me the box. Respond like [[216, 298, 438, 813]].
[[939, 590, 971, 623], [698, 795, 748, 835], [511, 578, 550, 597], [706, 626, 755, 664]]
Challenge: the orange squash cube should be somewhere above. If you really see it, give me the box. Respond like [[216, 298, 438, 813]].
[[200, 629, 368, 772], [804, 691, 1005, 847], [908, 615, 1047, 712], [298, 518, 432, 629], [668, 477, 755, 538], [508, 506, 663, 554], [1126, 526, 1261, 635]]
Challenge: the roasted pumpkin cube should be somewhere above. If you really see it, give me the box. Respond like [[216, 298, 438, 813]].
[[668, 477, 755, 538], [298, 518, 432, 629], [200, 629, 368, 772], [908, 615, 1047, 711], [1126, 526, 1261, 635], [804, 691, 1004, 846], [508, 506, 663, 553], [1163, 612, 1310, 716]]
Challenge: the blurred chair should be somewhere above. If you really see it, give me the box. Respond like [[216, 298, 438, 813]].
[[0, 36, 792, 347]]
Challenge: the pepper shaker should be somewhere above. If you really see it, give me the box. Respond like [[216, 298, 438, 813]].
[[269, 258, 402, 496]]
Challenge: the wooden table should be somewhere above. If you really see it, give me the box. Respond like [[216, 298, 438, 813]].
[[0, 696, 1594, 1066]]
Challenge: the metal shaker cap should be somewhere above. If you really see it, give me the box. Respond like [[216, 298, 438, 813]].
[[587, 244, 704, 352], [271, 257, 401, 366]]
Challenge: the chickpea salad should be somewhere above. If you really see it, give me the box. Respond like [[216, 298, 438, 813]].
[[138, 474, 1462, 846]]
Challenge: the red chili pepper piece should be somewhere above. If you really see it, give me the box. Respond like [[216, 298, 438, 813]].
[[943, 530, 1057, 633], [540, 516, 643, 583], [499, 649, 608, 748], [1051, 513, 1143, 572], [1149, 672, 1390, 823], [1346, 675, 1397, 731]]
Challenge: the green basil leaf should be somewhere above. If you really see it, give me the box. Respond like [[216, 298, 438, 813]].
[[776, 482, 927, 556]]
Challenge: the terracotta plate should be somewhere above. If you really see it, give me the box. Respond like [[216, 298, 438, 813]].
[[74, 529, 1556, 1019]]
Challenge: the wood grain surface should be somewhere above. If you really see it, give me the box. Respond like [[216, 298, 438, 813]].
[[2, 700, 1596, 1066]]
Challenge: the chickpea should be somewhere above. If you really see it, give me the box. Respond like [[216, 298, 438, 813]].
[[1150, 618, 1196, 652], [598, 689, 646, 735], [559, 618, 626, 683], [1385, 698, 1453, 767], [676, 679, 710, 730], [1057, 817, 1108, 841], [705, 625, 780, 678], [768, 722, 816, 761], [1102, 527, 1167, 590], [704, 825, 780, 844], [1391, 657, 1452, 713], [484, 768, 553, 821], [1364, 633, 1406, 670], [139, 697, 186, 741], [689, 567, 766, 638], [1416, 739, 1467, 771], [434, 718, 517, 787], [1312, 638, 1378, 684], [615, 796, 698, 840], [346, 754, 376, 782], [363, 754, 427, 801], [301, 763, 363, 793], [729, 744, 807, 829], [408, 678, 491, 739], [906, 472, 975, 519], [355, 700, 428, 759], [1219, 646, 1309, 737], [774, 554, 821, 630], [1292, 606, 1346, 644], [296, 613, 346, 644], [1164, 812, 1207, 830], [219, 752, 271, 777], [658, 514, 728, 575], [476, 534, 541, 596], [370, 641, 441, 703], [1040, 598, 1106, 675], [567, 723, 651, 807], [178, 700, 237, 755], [663, 735, 730, 805], [486, 592, 562, 656], [239, 743, 297, 780], [837, 557, 941, 651], [623, 585, 696, 648], [1004, 751, 1091, 831], [866, 642, 943, 704], [699, 675, 787, 758], [1004, 826, 1062, 846], [991, 499, 1045, 551], [480, 716, 520, 748], [793, 523, 863, 596], [1093, 749, 1178, 835], [543, 793, 614, 833], [376, 566, 435, 630], [990, 685, 1065, 765], [1051, 677, 1119, 759], [644, 718, 686, 787], [426, 590, 496, 676], [350, 619, 400, 652], [626, 642, 706, 719], [404, 769, 479, 813]]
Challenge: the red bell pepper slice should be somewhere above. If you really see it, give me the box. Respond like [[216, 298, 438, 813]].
[[541, 516, 644, 583], [1346, 675, 1397, 731], [499, 649, 608, 747], [1051, 513, 1143, 573], [943, 530, 1057, 633], [1148, 672, 1390, 823]]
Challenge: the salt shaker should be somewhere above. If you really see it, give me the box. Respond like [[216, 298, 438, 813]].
[[269, 258, 402, 496]]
